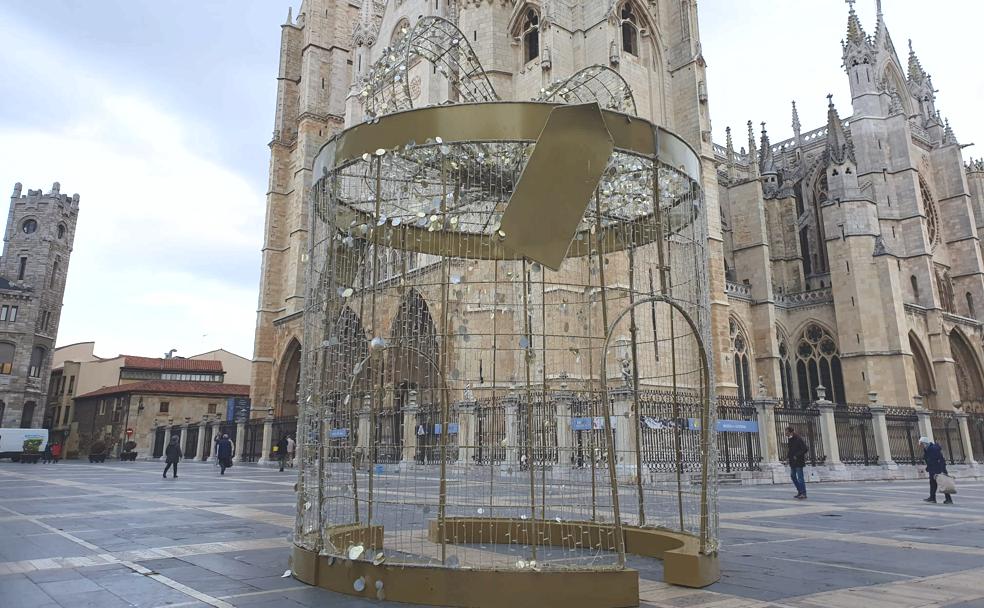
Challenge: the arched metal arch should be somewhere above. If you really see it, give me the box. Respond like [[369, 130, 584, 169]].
[[599, 295, 714, 554], [362, 16, 498, 118], [538, 65, 638, 116]]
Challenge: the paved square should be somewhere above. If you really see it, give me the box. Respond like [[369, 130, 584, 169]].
[[1, 461, 982, 607]]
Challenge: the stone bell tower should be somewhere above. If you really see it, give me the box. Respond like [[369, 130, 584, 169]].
[[0, 182, 79, 428]]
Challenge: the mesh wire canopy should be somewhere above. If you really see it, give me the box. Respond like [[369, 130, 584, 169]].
[[295, 100, 717, 583]]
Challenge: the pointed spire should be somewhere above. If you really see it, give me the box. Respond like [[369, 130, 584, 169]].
[[907, 39, 927, 82], [725, 127, 737, 181], [943, 119, 957, 145], [747, 121, 759, 178], [791, 101, 802, 141], [760, 122, 776, 174], [845, 0, 866, 44], [826, 94, 850, 164], [286, 6, 293, 25]]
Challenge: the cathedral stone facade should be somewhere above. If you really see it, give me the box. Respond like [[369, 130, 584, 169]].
[[0, 182, 78, 428], [252, 0, 982, 415], [251, 0, 723, 415], [718, 4, 984, 411]]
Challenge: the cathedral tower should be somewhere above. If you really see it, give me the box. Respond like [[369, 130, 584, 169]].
[[0, 182, 79, 428], [252, 0, 730, 411]]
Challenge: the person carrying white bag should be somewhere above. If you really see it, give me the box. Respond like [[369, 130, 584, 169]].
[[919, 437, 955, 504]]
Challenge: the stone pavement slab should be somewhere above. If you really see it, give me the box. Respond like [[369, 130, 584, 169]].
[[1, 460, 983, 607]]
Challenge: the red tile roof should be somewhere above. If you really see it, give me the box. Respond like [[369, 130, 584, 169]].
[[122, 356, 223, 373], [75, 381, 249, 400]]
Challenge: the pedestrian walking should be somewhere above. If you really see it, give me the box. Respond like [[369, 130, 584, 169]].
[[286, 434, 296, 468], [277, 435, 289, 472], [163, 436, 182, 478], [216, 434, 234, 475], [41, 442, 52, 464], [785, 426, 809, 499], [919, 437, 953, 504], [51, 442, 61, 463]]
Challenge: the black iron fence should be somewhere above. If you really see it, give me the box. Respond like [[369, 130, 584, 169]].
[[152, 428, 166, 459], [201, 424, 213, 460], [969, 413, 984, 463], [183, 425, 199, 460], [931, 412, 966, 465], [716, 397, 762, 472], [638, 390, 705, 473], [241, 419, 263, 463], [884, 407, 920, 465], [833, 405, 877, 465], [474, 399, 506, 465], [773, 404, 826, 466]]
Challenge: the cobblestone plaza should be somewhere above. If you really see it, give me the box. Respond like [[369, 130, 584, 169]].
[[1, 461, 983, 607]]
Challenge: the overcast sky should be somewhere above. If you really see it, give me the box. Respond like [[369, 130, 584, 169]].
[[0, 1, 979, 361]]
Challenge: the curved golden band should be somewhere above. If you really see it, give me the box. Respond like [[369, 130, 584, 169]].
[[313, 101, 700, 181]]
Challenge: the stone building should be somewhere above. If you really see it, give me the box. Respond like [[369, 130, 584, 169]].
[[717, 3, 984, 411], [0, 182, 78, 428], [251, 0, 723, 415], [45, 342, 251, 457], [252, 0, 982, 416]]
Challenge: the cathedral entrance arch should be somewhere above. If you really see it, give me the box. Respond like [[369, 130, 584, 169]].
[[949, 329, 984, 409], [278, 338, 301, 418], [387, 289, 445, 464], [909, 332, 936, 409]]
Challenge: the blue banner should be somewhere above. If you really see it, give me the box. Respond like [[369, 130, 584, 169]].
[[717, 419, 759, 433], [571, 417, 593, 431], [329, 428, 350, 439], [226, 397, 251, 422], [432, 423, 460, 435], [685, 418, 758, 433]]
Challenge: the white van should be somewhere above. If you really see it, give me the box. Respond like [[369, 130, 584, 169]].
[[0, 428, 49, 462]]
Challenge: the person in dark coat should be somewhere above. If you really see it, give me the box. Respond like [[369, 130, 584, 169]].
[[216, 434, 234, 475], [276, 435, 289, 472], [163, 436, 182, 478], [919, 437, 953, 504], [786, 426, 809, 499]]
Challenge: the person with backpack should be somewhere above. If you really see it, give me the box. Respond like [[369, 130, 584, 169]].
[[163, 436, 182, 478], [786, 426, 809, 499], [919, 437, 953, 504], [276, 435, 289, 472], [216, 434, 234, 475]]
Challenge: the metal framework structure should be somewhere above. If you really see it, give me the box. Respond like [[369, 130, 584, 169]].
[[292, 23, 718, 608], [537, 65, 638, 115]]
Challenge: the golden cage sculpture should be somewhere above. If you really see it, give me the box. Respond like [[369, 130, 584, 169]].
[[291, 17, 719, 608]]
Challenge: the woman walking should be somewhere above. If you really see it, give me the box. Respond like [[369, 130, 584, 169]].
[[163, 436, 182, 478], [216, 434, 234, 475]]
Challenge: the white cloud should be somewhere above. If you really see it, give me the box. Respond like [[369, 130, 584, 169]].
[[0, 22, 263, 360]]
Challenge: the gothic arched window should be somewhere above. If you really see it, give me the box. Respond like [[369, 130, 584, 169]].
[[29, 346, 46, 378], [794, 323, 845, 404], [936, 267, 955, 314], [967, 292, 976, 318], [620, 3, 639, 56], [391, 19, 410, 46], [910, 275, 920, 301], [0, 343, 14, 375], [919, 175, 941, 250], [730, 318, 752, 402], [521, 8, 540, 63]]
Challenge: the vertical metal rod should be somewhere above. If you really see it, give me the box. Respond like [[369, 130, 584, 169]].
[[437, 156, 452, 564], [593, 192, 626, 568], [653, 163, 685, 532], [521, 259, 538, 563], [627, 244, 646, 526], [540, 269, 548, 522], [585, 252, 597, 522], [488, 260, 499, 514], [366, 156, 384, 525]]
